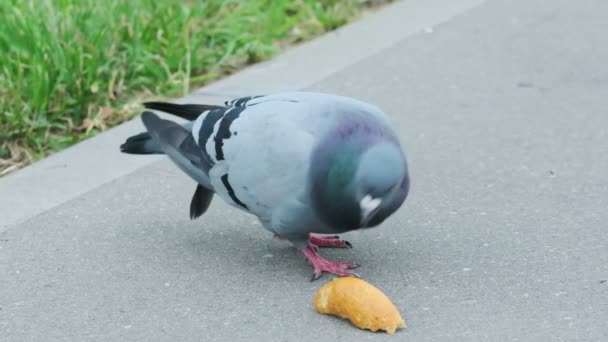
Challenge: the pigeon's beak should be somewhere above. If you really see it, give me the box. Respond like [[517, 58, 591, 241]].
[[360, 195, 382, 227]]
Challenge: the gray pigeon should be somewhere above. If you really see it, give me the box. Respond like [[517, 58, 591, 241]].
[[120, 92, 410, 279]]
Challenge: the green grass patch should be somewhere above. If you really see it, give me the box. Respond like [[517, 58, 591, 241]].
[[0, 0, 390, 175]]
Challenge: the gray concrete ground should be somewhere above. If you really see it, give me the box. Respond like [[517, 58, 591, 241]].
[[1, 0, 607, 341]]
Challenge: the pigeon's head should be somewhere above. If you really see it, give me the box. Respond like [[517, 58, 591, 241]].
[[312, 137, 410, 231], [354, 142, 409, 227]]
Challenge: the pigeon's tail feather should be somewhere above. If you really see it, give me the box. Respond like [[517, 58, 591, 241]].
[[140, 111, 212, 187], [120, 132, 162, 154], [143, 102, 224, 121]]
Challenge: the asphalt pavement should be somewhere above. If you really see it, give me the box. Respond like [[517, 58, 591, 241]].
[[1, 0, 607, 341]]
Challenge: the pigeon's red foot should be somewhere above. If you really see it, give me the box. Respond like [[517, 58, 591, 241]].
[[308, 233, 352, 248], [301, 245, 360, 280]]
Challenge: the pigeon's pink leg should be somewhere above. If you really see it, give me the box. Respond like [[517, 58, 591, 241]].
[[308, 233, 352, 248], [301, 245, 360, 280]]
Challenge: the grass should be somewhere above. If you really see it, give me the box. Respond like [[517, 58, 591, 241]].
[[0, 0, 391, 176]]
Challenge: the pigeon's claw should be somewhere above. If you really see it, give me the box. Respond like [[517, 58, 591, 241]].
[[301, 245, 360, 280], [309, 233, 353, 248]]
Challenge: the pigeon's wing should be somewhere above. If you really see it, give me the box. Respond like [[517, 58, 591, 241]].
[[224, 95, 265, 107], [189, 98, 320, 225], [223, 92, 337, 108], [143, 102, 224, 121], [140, 112, 214, 217]]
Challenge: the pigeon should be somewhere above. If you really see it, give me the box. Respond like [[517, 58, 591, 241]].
[[120, 92, 410, 279]]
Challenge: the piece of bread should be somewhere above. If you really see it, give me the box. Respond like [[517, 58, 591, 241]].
[[314, 277, 406, 334]]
